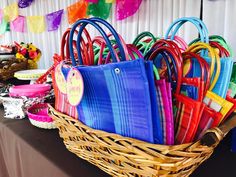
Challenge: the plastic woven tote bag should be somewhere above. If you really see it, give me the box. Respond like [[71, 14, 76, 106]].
[[147, 44, 204, 144], [188, 41, 233, 98], [144, 39, 186, 145], [56, 18, 163, 143], [187, 43, 233, 120], [51, 28, 82, 118], [52, 26, 94, 118], [186, 42, 233, 138], [146, 46, 175, 145]]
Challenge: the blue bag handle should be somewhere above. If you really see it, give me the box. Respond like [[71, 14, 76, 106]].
[[153, 52, 174, 83], [89, 17, 127, 61], [164, 17, 209, 43], [69, 18, 126, 66], [147, 46, 183, 94]]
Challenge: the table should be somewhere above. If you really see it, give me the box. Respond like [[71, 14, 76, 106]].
[[0, 107, 236, 177], [0, 107, 110, 177]]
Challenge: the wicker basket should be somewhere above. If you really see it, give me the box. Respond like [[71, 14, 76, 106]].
[[27, 103, 56, 129], [0, 57, 28, 81], [48, 105, 226, 177]]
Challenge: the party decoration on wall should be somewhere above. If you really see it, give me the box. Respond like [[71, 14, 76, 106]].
[[10, 16, 26, 32], [0, 19, 8, 35], [67, 0, 88, 25], [106, 0, 114, 2], [0, 0, 144, 35], [87, 0, 112, 19], [18, 0, 34, 8], [6, 22, 10, 32], [46, 9, 64, 31], [116, 0, 143, 20], [3, 2, 18, 22], [85, 0, 99, 3], [27, 16, 45, 33], [0, 9, 3, 24]]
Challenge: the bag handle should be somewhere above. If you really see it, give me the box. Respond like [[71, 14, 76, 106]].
[[70, 18, 127, 65], [182, 52, 211, 99], [106, 44, 144, 62], [103, 33, 131, 64], [148, 46, 183, 94], [190, 35, 233, 56], [132, 31, 157, 46], [60, 28, 71, 60], [164, 17, 209, 43], [145, 39, 183, 62], [132, 32, 157, 56], [209, 41, 230, 57], [186, 42, 220, 91], [167, 35, 188, 52]]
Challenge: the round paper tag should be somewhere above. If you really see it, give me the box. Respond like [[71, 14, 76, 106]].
[[55, 64, 67, 94], [66, 68, 84, 106]]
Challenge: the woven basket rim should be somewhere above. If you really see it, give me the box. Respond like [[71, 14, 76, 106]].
[[48, 104, 221, 149]]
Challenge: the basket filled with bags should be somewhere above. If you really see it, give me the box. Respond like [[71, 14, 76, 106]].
[[48, 17, 236, 177]]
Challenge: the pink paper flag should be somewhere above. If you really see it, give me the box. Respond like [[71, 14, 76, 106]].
[[116, 0, 142, 20], [46, 9, 64, 31], [0, 9, 2, 24], [85, 0, 99, 3], [10, 15, 26, 32]]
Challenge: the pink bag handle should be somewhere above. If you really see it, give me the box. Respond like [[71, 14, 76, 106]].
[[168, 35, 188, 52]]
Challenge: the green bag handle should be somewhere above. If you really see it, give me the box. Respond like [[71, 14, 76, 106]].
[[189, 35, 234, 56], [132, 31, 157, 46]]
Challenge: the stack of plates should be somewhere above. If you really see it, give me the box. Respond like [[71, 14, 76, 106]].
[[14, 69, 47, 80]]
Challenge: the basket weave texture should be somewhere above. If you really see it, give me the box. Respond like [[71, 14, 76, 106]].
[[48, 105, 222, 177], [0, 58, 27, 80]]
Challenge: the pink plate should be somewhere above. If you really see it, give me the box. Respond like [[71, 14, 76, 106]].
[[9, 84, 51, 98]]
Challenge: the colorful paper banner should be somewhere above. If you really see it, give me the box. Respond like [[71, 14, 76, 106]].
[[46, 9, 64, 31], [3, 2, 18, 22], [87, 0, 112, 19], [67, 0, 88, 25], [27, 16, 45, 33], [10, 15, 26, 32], [116, 0, 142, 20]]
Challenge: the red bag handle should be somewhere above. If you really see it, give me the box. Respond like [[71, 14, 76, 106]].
[[148, 46, 183, 94], [182, 52, 211, 100], [151, 39, 183, 61], [209, 41, 230, 57]]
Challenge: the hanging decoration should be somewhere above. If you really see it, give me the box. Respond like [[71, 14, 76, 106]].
[[0, 9, 3, 24], [87, 0, 112, 19], [46, 9, 64, 31], [106, 0, 114, 2], [18, 0, 34, 8], [6, 22, 10, 32], [3, 2, 18, 22], [116, 0, 143, 20], [85, 0, 99, 3], [0, 0, 144, 35], [10, 16, 26, 32], [67, 1, 88, 25], [0, 19, 8, 35], [27, 16, 45, 33]]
